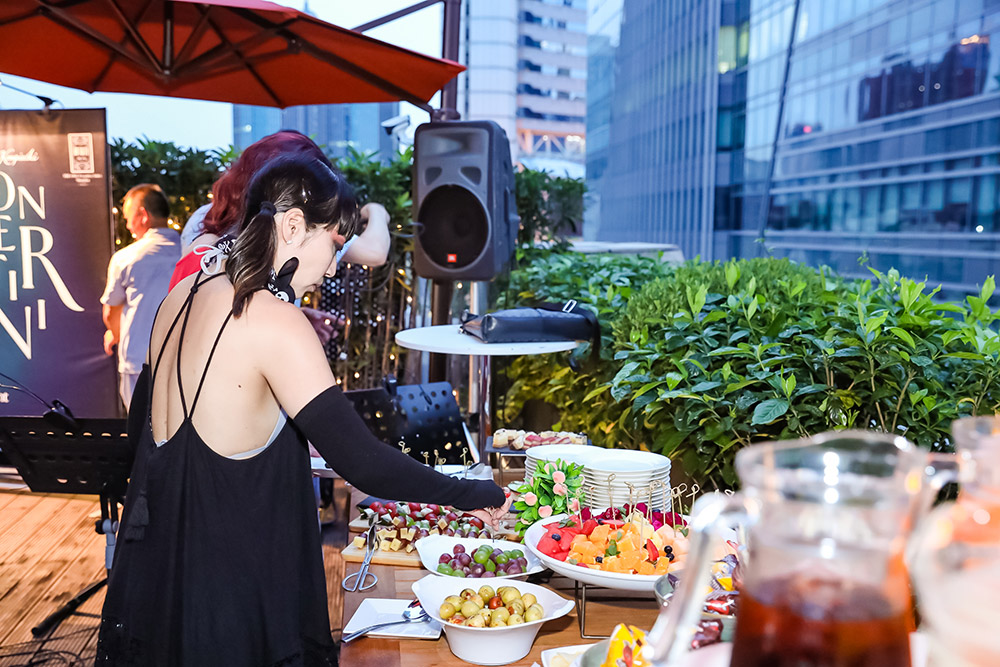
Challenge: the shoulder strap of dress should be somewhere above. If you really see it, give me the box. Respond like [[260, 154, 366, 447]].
[[174, 271, 230, 420], [148, 271, 226, 417], [186, 309, 234, 420]]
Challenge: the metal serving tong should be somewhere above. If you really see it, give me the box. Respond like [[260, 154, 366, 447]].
[[342, 524, 379, 592]]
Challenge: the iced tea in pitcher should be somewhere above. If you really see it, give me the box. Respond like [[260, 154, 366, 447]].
[[647, 431, 952, 667], [730, 576, 911, 667]]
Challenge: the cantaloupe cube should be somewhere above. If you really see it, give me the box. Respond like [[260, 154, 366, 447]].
[[655, 525, 677, 542], [590, 524, 611, 544], [602, 555, 621, 572], [619, 550, 642, 572], [577, 541, 603, 561], [618, 533, 639, 553]]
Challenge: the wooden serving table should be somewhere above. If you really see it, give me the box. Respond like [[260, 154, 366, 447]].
[[338, 488, 661, 666], [338, 564, 661, 667]]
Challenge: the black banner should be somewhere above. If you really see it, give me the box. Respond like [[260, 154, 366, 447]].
[[0, 108, 119, 418]]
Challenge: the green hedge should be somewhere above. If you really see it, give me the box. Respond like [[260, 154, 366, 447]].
[[499, 251, 1000, 489]]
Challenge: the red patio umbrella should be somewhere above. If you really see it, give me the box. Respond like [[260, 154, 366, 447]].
[[0, 0, 463, 110]]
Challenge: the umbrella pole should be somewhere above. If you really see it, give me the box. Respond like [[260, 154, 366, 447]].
[[437, 0, 461, 121]]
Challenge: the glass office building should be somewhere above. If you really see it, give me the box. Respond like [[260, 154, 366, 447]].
[[457, 0, 587, 175], [588, 0, 1000, 294], [586, 0, 720, 254]]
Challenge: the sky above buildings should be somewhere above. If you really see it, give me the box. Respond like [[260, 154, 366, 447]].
[[0, 1, 440, 151]]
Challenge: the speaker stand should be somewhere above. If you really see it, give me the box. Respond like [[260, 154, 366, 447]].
[[429, 279, 454, 382]]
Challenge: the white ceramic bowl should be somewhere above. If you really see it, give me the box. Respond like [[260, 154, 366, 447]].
[[415, 534, 544, 580], [412, 573, 575, 665], [524, 515, 672, 592]]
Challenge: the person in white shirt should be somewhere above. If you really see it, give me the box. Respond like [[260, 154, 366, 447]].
[[101, 184, 181, 408]]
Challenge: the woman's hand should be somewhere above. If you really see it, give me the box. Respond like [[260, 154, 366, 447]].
[[468, 490, 514, 531]]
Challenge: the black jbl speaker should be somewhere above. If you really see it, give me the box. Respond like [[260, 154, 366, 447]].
[[412, 121, 518, 280]]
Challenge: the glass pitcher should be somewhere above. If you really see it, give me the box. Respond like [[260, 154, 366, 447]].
[[647, 430, 954, 667], [911, 416, 1000, 667]]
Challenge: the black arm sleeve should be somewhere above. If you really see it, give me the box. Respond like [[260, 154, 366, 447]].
[[292, 386, 505, 511]]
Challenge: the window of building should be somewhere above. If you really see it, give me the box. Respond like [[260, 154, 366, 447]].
[[974, 174, 998, 231], [932, 0, 957, 29]]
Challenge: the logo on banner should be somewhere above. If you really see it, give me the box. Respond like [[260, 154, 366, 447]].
[[0, 148, 39, 167], [67, 133, 94, 174]]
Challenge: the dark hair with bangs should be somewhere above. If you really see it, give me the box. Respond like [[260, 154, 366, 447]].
[[225, 154, 360, 317], [202, 130, 330, 236]]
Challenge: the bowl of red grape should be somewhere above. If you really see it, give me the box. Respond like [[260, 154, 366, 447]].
[[416, 535, 544, 580]]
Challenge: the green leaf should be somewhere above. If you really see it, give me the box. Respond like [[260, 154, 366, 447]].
[[729, 330, 750, 344], [666, 373, 689, 392], [611, 362, 641, 386], [610, 383, 632, 402], [690, 381, 723, 393], [634, 381, 667, 397], [900, 279, 920, 311], [725, 379, 757, 394], [751, 398, 790, 425], [981, 275, 995, 303], [889, 327, 916, 348], [947, 352, 985, 361], [583, 385, 609, 402], [709, 346, 743, 356], [865, 313, 888, 335], [941, 330, 963, 347], [725, 262, 739, 289], [782, 373, 797, 399]]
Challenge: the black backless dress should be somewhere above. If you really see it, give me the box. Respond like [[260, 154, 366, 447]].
[[96, 273, 502, 666]]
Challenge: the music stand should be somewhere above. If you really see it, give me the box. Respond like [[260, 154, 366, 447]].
[[395, 382, 474, 464], [342, 387, 401, 445], [0, 417, 131, 637]]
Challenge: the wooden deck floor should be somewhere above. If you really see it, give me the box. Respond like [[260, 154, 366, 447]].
[[0, 483, 350, 665]]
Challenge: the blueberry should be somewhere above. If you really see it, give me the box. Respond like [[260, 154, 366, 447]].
[[551, 533, 561, 541], [664, 546, 673, 554], [668, 554, 675, 562], [595, 556, 603, 563]]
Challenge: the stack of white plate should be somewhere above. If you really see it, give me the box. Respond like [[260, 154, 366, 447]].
[[583, 449, 672, 511], [523, 444, 601, 481]]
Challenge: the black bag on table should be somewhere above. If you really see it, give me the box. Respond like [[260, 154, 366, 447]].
[[459, 300, 599, 353]]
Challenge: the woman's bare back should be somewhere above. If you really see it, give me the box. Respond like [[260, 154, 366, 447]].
[[148, 272, 297, 458]]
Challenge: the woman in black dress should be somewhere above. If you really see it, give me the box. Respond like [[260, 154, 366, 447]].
[[96, 155, 508, 666]]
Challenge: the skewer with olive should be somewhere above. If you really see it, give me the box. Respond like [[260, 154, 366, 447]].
[[438, 585, 545, 627]]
